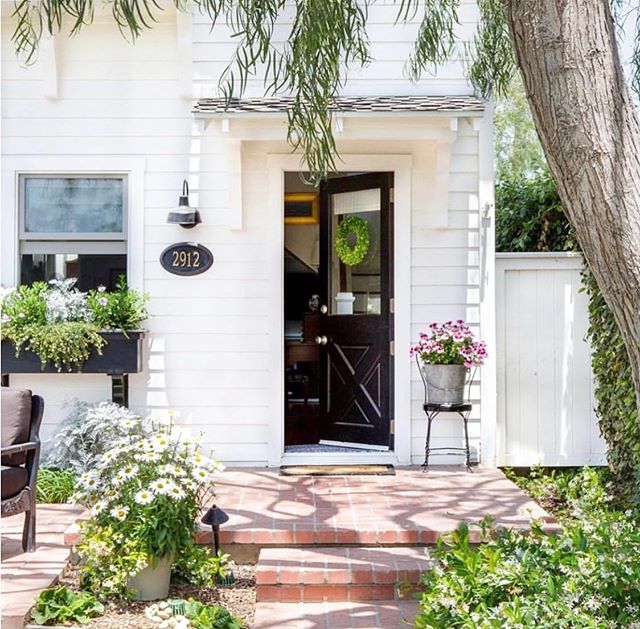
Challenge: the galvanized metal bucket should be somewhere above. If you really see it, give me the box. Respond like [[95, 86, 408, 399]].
[[420, 363, 468, 404]]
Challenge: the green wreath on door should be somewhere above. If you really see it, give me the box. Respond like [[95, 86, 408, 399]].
[[334, 216, 370, 266]]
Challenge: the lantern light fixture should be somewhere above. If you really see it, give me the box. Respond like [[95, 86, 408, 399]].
[[167, 179, 201, 228]]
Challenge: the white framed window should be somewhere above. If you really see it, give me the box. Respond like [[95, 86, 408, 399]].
[[19, 174, 128, 291]]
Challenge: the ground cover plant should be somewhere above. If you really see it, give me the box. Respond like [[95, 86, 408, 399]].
[[1, 277, 148, 371], [31, 586, 104, 625], [415, 467, 640, 628]]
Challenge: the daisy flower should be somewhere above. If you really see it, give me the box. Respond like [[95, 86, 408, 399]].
[[134, 489, 155, 505], [167, 484, 185, 500], [149, 478, 174, 495], [110, 505, 129, 521], [140, 450, 161, 463], [120, 465, 139, 480], [192, 468, 211, 483], [91, 500, 109, 516]]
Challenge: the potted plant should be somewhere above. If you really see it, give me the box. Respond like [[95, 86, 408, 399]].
[[72, 414, 226, 601], [1, 277, 148, 373], [411, 320, 487, 404]]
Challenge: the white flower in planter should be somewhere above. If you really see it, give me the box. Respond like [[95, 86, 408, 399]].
[[134, 489, 155, 506], [110, 505, 129, 521]]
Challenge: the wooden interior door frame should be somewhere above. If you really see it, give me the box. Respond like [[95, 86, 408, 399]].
[[267, 153, 413, 466]]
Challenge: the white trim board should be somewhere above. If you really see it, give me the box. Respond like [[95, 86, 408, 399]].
[[266, 153, 413, 467]]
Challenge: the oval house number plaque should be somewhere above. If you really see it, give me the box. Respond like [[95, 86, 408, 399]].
[[160, 242, 213, 276]]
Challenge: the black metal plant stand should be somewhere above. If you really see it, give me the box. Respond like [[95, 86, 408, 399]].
[[416, 355, 475, 472], [422, 402, 472, 471]]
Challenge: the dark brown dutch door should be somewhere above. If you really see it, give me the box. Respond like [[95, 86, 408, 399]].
[[318, 173, 394, 448]]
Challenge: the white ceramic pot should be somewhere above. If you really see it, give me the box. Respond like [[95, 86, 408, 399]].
[[128, 555, 173, 601]]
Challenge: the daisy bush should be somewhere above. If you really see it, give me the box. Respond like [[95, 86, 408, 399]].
[[73, 414, 225, 599], [411, 320, 487, 367]]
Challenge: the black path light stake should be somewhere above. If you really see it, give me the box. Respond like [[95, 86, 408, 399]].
[[201, 505, 235, 586]]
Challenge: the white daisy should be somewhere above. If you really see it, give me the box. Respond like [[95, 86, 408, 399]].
[[79, 471, 100, 490], [167, 484, 185, 500], [140, 450, 161, 463], [192, 468, 211, 483], [91, 500, 109, 516], [149, 477, 174, 495], [122, 418, 137, 430], [110, 505, 129, 521], [151, 434, 170, 452], [134, 489, 155, 505], [120, 465, 139, 480]]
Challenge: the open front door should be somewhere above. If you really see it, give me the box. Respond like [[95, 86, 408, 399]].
[[318, 173, 394, 448]]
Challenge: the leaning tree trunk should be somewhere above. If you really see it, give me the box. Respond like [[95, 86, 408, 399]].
[[507, 0, 640, 411]]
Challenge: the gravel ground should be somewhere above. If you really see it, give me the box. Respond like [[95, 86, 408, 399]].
[[56, 562, 256, 629]]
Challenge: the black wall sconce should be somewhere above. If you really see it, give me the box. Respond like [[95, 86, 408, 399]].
[[167, 179, 202, 228]]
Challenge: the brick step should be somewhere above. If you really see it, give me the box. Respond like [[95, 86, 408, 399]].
[[256, 547, 431, 603], [253, 600, 420, 629]]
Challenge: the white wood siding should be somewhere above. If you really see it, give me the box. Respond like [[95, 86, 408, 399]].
[[496, 253, 607, 466], [410, 119, 484, 464], [2, 9, 488, 466], [191, 1, 479, 99]]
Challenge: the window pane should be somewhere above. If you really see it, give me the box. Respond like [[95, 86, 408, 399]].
[[24, 178, 124, 234], [21, 254, 127, 292], [329, 189, 381, 316]]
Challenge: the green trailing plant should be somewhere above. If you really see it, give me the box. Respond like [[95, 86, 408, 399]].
[[1, 277, 147, 371], [31, 586, 104, 625], [334, 215, 370, 266], [583, 271, 640, 505], [36, 468, 77, 504]]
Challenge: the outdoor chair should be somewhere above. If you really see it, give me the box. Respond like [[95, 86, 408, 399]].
[[1, 388, 44, 552]]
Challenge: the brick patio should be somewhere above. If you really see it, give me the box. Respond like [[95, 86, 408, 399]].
[[209, 466, 557, 548], [58, 466, 557, 629], [1, 504, 84, 629]]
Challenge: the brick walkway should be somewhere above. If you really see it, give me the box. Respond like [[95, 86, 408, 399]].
[[1, 504, 84, 629], [211, 466, 557, 546]]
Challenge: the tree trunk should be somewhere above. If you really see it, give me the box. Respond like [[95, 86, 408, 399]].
[[507, 0, 640, 407]]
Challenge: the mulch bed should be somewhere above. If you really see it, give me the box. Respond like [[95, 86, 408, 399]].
[[56, 562, 256, 629]]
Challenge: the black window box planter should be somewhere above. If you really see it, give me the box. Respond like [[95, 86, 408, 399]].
[[1, 331, 144, 376]]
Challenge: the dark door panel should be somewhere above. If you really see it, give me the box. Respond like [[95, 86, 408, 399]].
[[319, 173, 393, 448]]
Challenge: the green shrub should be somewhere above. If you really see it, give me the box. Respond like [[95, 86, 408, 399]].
[[31, 586, 104, 625], [87, 275, 148, 331], [416, 513, 640, 628], [36, 468, 77, 503], [495, 169, 574, 253]]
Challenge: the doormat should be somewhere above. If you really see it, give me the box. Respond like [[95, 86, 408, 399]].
[[280, 464, 395, 476]]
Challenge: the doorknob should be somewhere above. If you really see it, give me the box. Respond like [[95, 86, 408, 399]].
[[320, 305, 328, 314], [315, 335, 328, 345]]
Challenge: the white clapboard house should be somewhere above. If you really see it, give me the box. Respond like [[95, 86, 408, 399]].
[[1, 2, 605, 468]]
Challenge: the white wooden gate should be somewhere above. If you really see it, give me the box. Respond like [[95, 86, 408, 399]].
[[496, 253, 607, 466]]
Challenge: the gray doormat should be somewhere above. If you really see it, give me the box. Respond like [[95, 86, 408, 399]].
[[280, 464, 395, 476]]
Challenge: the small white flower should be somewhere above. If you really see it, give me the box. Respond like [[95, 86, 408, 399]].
[[168, 484, 186, 500], [79, 471, 100, 490], [192, 468, 211, 483], [134, 489, 155, 505], [120, 465, 138, 480], [149, 478, 174, 495], [97, 285, 107, 293], [140, 450, 161, 463], [151, 434, 170, 451], [91, 500, 109, 516], [110, 505, 129, 521], [158, 463, 184, 477], [122, 418, 137, 430]]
